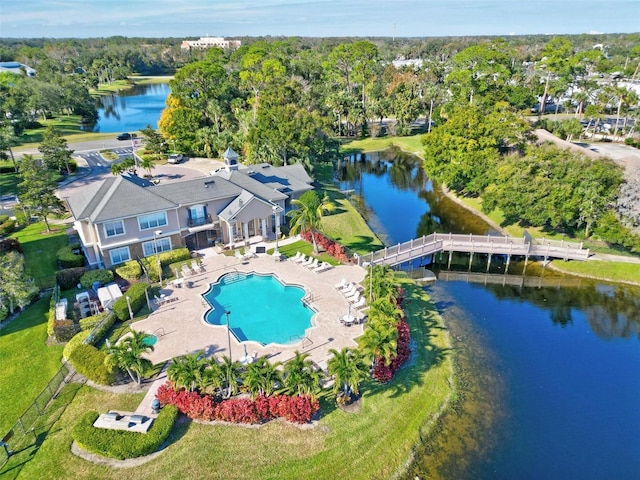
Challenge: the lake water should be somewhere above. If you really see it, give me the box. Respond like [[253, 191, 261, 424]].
[[337, 150, 640, 479], [82, 83, 170, 133]]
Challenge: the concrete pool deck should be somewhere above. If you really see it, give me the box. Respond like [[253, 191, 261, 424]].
[[131, 248, 367, 369]]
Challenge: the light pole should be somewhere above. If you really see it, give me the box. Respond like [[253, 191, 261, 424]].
[[225, 311, 232, 362], [364, 260, 373, 303], [272, 205, 280, 255], [153, 230, 163, 286]]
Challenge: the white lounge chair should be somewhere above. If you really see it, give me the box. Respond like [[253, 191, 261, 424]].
[[341, 283, 358, 297], [190, 260, 203, 273], [290, 251, 302, 262], [294, 253, 307, 264], [314, 262, 332, 273], [301, 256, 315, 267], [348, 291, 362, 303], [305, 258, 319, 270], [352, 297, 368, 310], [181, 264, 193, 277], [235, 250, 247, 261], [334, 278, 347, 290]]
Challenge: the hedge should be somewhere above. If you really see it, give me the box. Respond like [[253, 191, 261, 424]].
[[79, 312, 107, 331], [68, 343, 114, 384], [112, 282, 150, 321], [56, 267, 86, 290], [0, 217, 15, 237], [141, 248, 191, 282], [63, 330, 92, 360], [47, 284, 60, 337], [73, 405, 178, 459], [57, 244, 85, 268], [80, 269, 114, 289], [114, 260, 143, 281]]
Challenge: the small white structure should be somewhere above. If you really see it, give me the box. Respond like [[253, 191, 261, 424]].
[[54, 298, 68, 320], [180, 36, 241, 50], [97, 283, 123, 310]]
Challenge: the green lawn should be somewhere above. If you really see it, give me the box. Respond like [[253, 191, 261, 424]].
[[320, 185, 384, 255], [0, 296, 65, 434], [551, 260, 640, 285], [8, 277, 455, 480], [0, 166, 19, 196], [9, 222, 69, 288]]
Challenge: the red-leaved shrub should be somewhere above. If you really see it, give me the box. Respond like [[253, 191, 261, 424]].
[[156, 384, 319, 424]]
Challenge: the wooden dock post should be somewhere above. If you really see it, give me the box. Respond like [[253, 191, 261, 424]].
[[486, 253, 492, 272], [448, 250, 452, 269]]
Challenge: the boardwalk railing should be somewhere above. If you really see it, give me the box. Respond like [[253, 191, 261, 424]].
[[358, 232, 589, 267]]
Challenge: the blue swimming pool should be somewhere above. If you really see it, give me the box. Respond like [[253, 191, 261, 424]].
[[202, 273, 314, 345]]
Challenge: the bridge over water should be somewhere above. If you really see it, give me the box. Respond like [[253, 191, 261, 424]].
[[357, 232, 589, 272]]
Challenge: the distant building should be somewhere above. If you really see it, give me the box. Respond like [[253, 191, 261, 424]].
[[0, 61, 36, 77], [180, 36, 241, 51]]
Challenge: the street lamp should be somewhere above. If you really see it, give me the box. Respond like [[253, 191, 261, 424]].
[[272, 204, 280, 255], [364, 260, 373, 303], [225, 311, 232, 362], [153, 230, 163, 286]]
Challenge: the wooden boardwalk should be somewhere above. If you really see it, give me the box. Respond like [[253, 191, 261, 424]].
[[357, 232, 589, 269]]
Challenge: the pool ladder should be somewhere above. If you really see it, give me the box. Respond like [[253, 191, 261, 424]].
[[153, 327, 166, 337], [223, 271, 247, 284]]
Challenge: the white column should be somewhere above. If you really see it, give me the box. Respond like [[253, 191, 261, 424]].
[[243, 222, 249, 243], [260, 218, 267, 238], [227, 222, 234, 248]]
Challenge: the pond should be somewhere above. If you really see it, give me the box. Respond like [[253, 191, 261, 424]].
[[337, 149, 640, 479], [81, 82, 170, 133]]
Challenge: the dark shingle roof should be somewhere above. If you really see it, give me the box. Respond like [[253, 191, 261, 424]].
[[214, 170, 288, 203], [237, 163, 313, 196]]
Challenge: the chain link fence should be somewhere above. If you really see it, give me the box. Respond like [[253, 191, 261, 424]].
[[0, 362, 74, 469]]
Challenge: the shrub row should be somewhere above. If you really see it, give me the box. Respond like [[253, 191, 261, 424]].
[[56, 244, 85, 268], [63, 330, 91, 360], [68, 343, 114, 384], [47, 284, 60, 337], [156, 383, 319, 424], [0, 216, 16, 236], [112, 282, 150, 321], [372, 293, 412, 383], [79, 312, 107, 331], [114, 260, 143, 281], [0, 238, 22, 254], [300, 230, 349, 263], [56, 267, 86, 290], [80, 269, 114, 289], [624, 138, 640, 149], [72, 405, 178, 459]]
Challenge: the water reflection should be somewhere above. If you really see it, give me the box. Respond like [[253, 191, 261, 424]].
[[82, 83, 170, 133]]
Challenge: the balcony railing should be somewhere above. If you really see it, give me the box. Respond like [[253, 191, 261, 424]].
[[188, 214, 213, 227]]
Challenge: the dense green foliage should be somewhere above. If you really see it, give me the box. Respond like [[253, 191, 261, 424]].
[[112, 282, 150, 320], [0, 250, 39, 315], [56, 243, 84, 268], [72, 405, 178, 459], [114, 260, 143, 281], [62, 330, 92, 360], [79, 269, 114, 289], [55, 266, 85, 290], [68, 343, 114, 384]]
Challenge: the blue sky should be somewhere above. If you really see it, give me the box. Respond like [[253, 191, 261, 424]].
[[1, 0, 639, 38]]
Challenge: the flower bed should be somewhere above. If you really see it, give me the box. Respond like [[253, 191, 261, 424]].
[[300, 230, 349, 262], [156, 383, 319, 424]]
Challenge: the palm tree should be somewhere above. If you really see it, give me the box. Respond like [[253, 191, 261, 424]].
[[327, 348, 368, 400], [106, 330, 154, 386], [110, 157, 137, 176], [242, 356, 281, 398], [365, 264, 397, 303], [167, 351, 206, 392], [360, 321, 398, 366], [287, 190, 335, 253], [219, 355, 242, 399], [282, 351, 322, 399], [139, 156, 155, 177], [198, 356, 225, 394]]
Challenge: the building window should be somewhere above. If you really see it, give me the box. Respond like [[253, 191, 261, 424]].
[[138, 212, 167, 230], [109, 246, 131, 265], [142, 237, 172, 257], [104, 220, 125, 238]]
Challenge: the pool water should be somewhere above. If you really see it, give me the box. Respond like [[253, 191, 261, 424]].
[[202, 273, 313, 345], [142, 335, 157, 347]]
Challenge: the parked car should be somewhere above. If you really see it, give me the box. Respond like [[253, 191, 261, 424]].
[[167, 153, 184, 164], [116, 132, 137, 141]]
